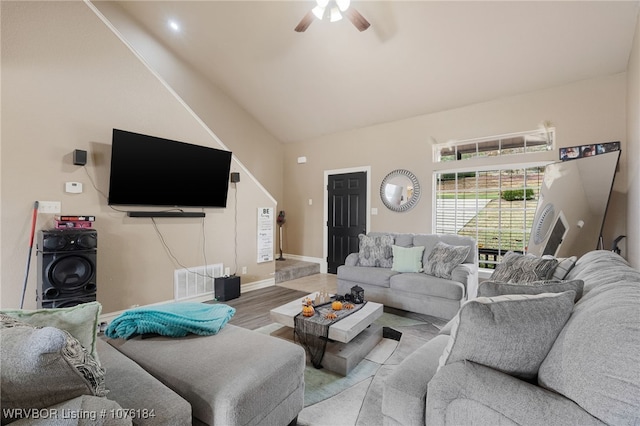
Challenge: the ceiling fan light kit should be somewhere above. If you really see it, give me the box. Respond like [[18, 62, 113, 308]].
[[295, 0, 370, 32]]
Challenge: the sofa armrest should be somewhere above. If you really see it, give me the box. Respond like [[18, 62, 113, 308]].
[[344, 252, 359, 266], [426, 361, 605, 425], [450, 263, 478, 299], [382, 335, 449, 426]]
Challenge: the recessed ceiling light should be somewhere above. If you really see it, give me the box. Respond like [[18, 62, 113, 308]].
[[168, 20, 180, 32]]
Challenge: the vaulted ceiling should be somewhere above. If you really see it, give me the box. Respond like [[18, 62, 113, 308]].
[[114, 1, 639, 144]]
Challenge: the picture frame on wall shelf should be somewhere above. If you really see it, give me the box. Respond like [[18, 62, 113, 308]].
[[560, 141, 620, 161]]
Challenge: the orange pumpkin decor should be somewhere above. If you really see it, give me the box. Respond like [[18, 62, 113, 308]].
[[324, 312, 337, 320], [302, 297, 315, 317], [302, 304, 315, 317], [331, 300, 343, 311]]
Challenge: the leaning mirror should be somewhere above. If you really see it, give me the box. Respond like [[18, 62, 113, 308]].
[[380, 169, 421, 212], [527, 150, 620, 258]]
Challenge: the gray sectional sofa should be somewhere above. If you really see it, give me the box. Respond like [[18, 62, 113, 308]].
[[382, 250, 640, 425], [337, 232, 478, 320], [1, 307, 305, 425]]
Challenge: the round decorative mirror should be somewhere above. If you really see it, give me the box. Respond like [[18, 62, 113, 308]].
[[380, 169, 421, 212]]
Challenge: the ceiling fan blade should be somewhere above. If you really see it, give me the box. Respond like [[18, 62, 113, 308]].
[[344, 7, 371, 31], [295, 11, 315, 32], [345, 7, 370, 32]]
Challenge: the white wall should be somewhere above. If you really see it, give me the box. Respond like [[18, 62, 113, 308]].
[[1, 1, 275, 313], [283, 74, 629, 261], [627, 12, 640, 268]]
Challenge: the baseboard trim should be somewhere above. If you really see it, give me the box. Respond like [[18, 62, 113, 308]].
[[241, 278, 275, 293], [282, 253, 327, 274]]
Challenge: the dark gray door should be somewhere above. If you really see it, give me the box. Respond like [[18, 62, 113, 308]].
[[327, 172, 367, 274]]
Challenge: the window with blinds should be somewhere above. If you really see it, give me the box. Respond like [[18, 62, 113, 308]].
[[432, 129, 554, 268]]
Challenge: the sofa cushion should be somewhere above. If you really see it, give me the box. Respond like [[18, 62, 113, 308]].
[[538, 253, 640, 425], [1, 315, 106, 423], [438, 291, 575, 380], [338, 265, 398, 288], [424, 242, 471, 279], [107, 324, 305, 426], [97, 338, 191, 425], [391, 245, 425, 273], [1, 301, 102, 363], [478, 279, 584, 302], [390, 274, 465, 301], [358, 234, 394, 267], [490, 251, 558, 283], [394, 233, 414, 247]]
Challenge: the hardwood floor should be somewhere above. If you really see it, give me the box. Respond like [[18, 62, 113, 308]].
[[276, 273, 337, 294], [214, 273, 338, 330]]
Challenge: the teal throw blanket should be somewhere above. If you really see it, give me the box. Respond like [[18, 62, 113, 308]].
[[105, 302, 235, 339]]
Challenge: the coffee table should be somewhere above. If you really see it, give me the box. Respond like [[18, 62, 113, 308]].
[[270, 294, 384, 375]]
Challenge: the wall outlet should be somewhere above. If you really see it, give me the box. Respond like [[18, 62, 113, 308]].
[[224, 267, 231, 276], [38, 201, 61, 214], [242, 266, 247, 275]]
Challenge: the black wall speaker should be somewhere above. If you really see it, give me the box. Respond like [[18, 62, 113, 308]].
[[215, 276, 240, 301], [230, 172, 240, 183], [73, 149, 87, 166], [37, 229, 97, 309]]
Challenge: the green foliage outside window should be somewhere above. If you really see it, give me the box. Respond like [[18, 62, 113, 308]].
[[501, 189, 535, 201]]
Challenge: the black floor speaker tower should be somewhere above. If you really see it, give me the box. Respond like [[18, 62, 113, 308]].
[[37, 229, 97, 309], [215, 276, 240, 301]]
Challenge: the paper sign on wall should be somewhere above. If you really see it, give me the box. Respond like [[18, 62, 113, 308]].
[[257, 207, 274, 263]]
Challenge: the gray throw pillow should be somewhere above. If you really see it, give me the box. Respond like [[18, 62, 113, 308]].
[[438, 291, 575, 380], [358, 234, 394, 267], [490, 251, 558, 283], [0, 315, 107, 423], [425, 241, 471, 279], [478, 279, 584, 302]]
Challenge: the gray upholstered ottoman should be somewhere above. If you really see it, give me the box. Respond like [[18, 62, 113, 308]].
[[106, 324, 305, 425]]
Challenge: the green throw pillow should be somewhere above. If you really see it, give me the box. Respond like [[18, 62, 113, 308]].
[[438, 291, 575, 380], [0, 315, 107, 424], [1, 301, 102, 363], [391, 245, 425, 273]]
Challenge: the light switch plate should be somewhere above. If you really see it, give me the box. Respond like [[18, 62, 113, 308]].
[[38, 201, 61, 214]]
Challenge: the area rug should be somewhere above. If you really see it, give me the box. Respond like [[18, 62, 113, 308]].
[[254, 309, 446, 426]]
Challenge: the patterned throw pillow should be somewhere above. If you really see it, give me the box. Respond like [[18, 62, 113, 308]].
[[358, 234, 394, 267], [478, 279, 585, 302], [0, 314, 107, 423], [490, 251, 558, 283], [425, 241, 471, 279], [545, 256, 578, 280], [438, 291, 575, 380]]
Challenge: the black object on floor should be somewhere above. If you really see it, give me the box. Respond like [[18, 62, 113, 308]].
[[215, 276, 240, 301]]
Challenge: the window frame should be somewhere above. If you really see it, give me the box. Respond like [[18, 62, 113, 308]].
[[433, 128, 555, 163]]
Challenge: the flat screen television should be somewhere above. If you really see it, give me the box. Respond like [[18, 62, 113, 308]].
[[108, 129, 232, 208]]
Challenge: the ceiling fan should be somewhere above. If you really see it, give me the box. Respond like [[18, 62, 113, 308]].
[[295, 0, 370, 32]]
